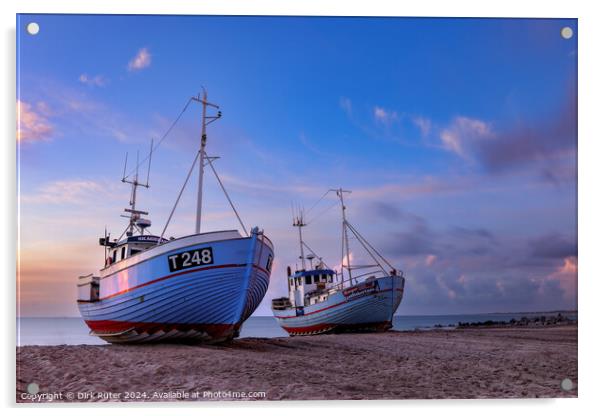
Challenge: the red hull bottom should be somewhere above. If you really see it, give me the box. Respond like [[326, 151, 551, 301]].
[[282, 321, 393, 336], [85, 320, 241, 344]]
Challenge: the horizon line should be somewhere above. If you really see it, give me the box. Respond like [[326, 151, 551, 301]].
[[17, 309, 578, 319]]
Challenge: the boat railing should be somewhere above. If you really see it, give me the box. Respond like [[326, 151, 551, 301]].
[[334, 268, 403, 289], [78, 273, 94, 280]]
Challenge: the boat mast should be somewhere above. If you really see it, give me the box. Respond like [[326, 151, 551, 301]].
[[192, 88, 220, 234], [332, 188, 352, 285], [121, 148, 151, 237], [293, 209, 307, 270]]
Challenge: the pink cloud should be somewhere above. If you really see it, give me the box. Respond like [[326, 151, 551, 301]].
[[425, 254, 437, 266], [332, 252, 355, 276], [440, 116, 492, 157], [128, 48, 152, 71], [17, 100, 53, 142], [545, 256, 577, 302]]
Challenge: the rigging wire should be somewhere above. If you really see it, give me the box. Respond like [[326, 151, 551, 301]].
[[158, 150, 201, 243], [305, 189, 331, 216], [205, 152, 249, 237], [124, 97, 194, 180], [302, 241, 331, 270], [346, 221, 395, 272], [306, 200, 339, 225]]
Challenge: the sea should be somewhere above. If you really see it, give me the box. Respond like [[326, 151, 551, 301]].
[[16, 311, 577, 346]]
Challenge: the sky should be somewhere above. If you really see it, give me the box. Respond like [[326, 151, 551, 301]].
[[16, 14, 577, 317]]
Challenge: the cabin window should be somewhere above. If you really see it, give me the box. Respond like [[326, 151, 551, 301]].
[[112, 250, 116, 263], [328, 274, 333, 283], [121, 246, 126, 260], [313, 275, 319, 284], [305, 275, 312, 285], [320, 274, 327, 282], [130, 249, 141, 256]]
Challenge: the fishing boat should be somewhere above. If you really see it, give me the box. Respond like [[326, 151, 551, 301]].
[[76, 90, 274, 343], [271, 189, 405, 336]]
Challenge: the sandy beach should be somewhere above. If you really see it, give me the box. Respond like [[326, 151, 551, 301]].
[[16, 325, 577, 402]]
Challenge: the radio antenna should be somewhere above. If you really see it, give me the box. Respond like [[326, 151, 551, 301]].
[[145, 138, 153, 187], [121, 152, 128, 181]]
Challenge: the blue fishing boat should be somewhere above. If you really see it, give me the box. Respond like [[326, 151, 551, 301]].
[[272, 189, 404, 335], [77, 90, 274, 343]]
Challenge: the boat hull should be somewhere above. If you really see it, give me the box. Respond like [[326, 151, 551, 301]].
[[77, 230, 273, 343], [273, 275, 404, 336]]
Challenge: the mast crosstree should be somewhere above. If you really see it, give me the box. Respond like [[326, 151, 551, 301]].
[[120, 140, 153, 238], [292, 208, 307, 270]]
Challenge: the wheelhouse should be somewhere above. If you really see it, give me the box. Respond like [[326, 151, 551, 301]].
[[101, 234, 168, 267], [288, 268, 335, 290], [286, 267, 337, 307]]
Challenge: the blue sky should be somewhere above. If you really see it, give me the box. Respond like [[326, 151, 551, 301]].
[[17, 14, 577, 316]]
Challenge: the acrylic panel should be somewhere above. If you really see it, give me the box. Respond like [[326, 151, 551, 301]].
[[16, 14, 577, 402]]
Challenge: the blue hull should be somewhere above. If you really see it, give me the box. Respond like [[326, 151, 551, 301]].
[[273, 275, 404, 336], [78, 230, 273, 343]]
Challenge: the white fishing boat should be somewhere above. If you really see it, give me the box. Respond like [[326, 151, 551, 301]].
[[77, 90, 274, 343], [272, 189, 404, 335]]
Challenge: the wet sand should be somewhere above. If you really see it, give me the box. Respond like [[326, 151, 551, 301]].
[[16, 326, 577, 402]]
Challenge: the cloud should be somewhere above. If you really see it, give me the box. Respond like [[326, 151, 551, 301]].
[[367, 201, 425, 223], [439, 116, 492, 157], [333, 252, 355, 275], [354, 176, 475, 201], [373, 106, 399, 124], [412, 116, 432, 138], [128, 47, 152, 71], [542, 256, 577, 304], [540, 160, 577, 186], [29, 78, 153, 143], [449, 226, 496, 244], [373, 207, 577, 312], [436, 94, 576, 182], [530, 233, 577, 259], [475, 97, 577, 174], [382, 214, 435, 257], [425, 254, 437, 266], [78, 73, 108, 87], [21, 179, 108, 205], [17, 100, 54, 142]]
